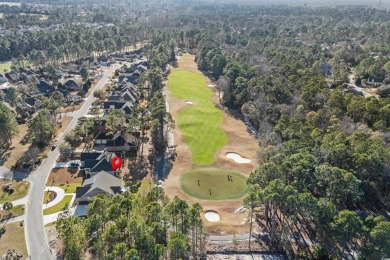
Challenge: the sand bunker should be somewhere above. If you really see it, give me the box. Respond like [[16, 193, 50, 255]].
[[226, 152, 251, 164], [185, 100, 193, 105], [204, 211, 221, 222]]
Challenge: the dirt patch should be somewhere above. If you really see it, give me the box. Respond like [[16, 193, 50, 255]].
[[164, 54, 259, 235], [47, 168, 84, 186], [2, 124, 29, 168], [45, 225, 63, 259], [1, 116, 73, 169], [0, 222, 28, 258], [56, 116, 73, 137]]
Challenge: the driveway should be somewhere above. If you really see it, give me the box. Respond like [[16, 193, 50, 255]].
[[53, 160, 80, 168], [24, 65, 119, 260]]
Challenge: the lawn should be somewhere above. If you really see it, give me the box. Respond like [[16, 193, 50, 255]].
[[0, 221, 28, 258], [0, 180, 30, 204], [0, 62, 11, 72], [0, 205, 24, 218], [47, 168, 83, 187], [168, 70, 227, 165], [180, 168, 247, 200], [54, 183, 81, 194], [43, 195, 73, 215]]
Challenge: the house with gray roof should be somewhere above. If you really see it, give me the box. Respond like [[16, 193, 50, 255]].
[[75, 171, 122, 205], [80, 151, 120, 178]]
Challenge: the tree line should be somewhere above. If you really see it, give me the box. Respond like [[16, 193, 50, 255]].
[[56, 188, 206, 260]]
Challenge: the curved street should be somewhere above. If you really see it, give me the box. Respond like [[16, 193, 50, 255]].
[[24, 66, 118, 260]]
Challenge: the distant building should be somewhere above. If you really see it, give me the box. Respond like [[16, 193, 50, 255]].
[[367, 77, 384, 86]]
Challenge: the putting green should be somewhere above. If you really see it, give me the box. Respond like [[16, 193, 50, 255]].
[[168, 69, 227, 165], [180, 168, 247, 200]]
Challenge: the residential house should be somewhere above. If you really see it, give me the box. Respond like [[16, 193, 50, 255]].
[[37, 80, 55, 96], [367, 77, 384, 86], [108, 90, 138, 104], [64, 79, 81, 91], [94, 132, 112, 145], [118, 74, 139, 84], [5, 71, 21, 83], [106, 131, 139, 153], [103, 101, 134, 118], [98, 56, 111, 66], [136, 64, 148, 73], [114, 82, 138, 93], [75, 171, 122, 205], [0, 74, 8, 84], [66, 94, 83, 103], [24, 97, 42, 110], [111, 53, 128, 62], [94, 119, 107, 133], [16, 97, 39, 118], [19, 67, 34, 75], [80, 151, 120, 178]]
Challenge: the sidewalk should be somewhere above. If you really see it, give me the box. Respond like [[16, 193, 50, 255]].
[[43, 195, 76, 226], [0, 196, 28, 208]]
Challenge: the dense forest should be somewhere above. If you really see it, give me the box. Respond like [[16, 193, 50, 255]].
[[56, 188, 206, 259], [167, 4, 390, 259], [2, 0, 390, 258]]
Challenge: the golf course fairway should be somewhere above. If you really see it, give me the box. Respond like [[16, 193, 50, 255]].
[[168, 69, 227, 165]]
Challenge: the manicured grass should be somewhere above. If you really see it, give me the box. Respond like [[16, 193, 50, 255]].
[[0, 221, 28, 258], [180, 168, 247, 200], [54, 183, 81, 193], [43, 195, 73, 215], [0, 180, 30, 204], [0, 205, 24, 218], [0, 62, 11, 72], [169, 70, 227, 165], [43, 191, 55, 203]]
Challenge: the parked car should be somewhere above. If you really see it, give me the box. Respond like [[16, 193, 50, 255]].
[[70, 162, 79, 167], [157, 180, 163, 188], [51, 144, 57, 151]]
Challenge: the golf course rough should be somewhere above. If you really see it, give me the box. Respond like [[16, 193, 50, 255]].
[[168, 69, 228, 165]]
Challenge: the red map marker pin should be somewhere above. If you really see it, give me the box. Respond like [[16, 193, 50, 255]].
[[111, 156, 122, 170]]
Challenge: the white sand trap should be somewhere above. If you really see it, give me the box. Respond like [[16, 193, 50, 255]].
[[204, 211, 220, 222], [185, 100, 193, 105], [226, 152, 251, 164]]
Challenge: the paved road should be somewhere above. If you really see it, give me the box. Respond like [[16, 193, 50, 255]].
[[24, 65, 118, 260]]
